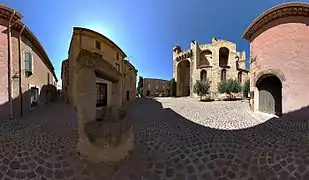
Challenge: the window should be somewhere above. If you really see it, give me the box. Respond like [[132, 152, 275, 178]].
[[221, 69, 227, 82], [148, 83, 151, 89], [156, 83, 158, 89], [95, 40, 101, 50], [25, 52, 33, 77], [47, 73, 50, 84], [219, 47, 229, 67], [200, 70, 207, 82], [115, 63, 120, 71], [238, 72, 242, 84], [116, 53, 119, 60], [96, 83, 107, 107]]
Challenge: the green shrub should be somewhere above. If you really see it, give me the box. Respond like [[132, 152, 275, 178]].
[[165, 81, 171, 97], [137, 76, 144, 97], [218, 79, 242, 94], [193, 79, 211, 100], [169, 78, 177, 97], [243, 79, 250, 98]]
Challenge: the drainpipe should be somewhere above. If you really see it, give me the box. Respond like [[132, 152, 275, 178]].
[[8, 10, 16, 120], [18, 25, 25, 116]]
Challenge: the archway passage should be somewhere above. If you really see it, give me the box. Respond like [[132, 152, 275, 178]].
[[177, 60, 190, 96], [256, 75, 282, 116]]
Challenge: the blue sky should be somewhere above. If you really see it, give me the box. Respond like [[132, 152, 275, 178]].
[[2, 0, 306, 83]]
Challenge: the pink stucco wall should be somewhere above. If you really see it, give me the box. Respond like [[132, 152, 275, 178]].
[[0, 19, 9, 118], [250, 16, 309, 114]]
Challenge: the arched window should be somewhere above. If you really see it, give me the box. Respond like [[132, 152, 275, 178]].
[[200, 50, 212, 67], [238, 72, 242, 84], [200, 70, 207, 82], [221, 69, 226, 82], [219, 47, 229, 67]]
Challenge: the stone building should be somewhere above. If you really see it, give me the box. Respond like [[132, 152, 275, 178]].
[[143, 78, 169, 97], [243, 2, 309, 117], [64, 27, 136, 163], [173, 38, 249, 97], [123, 59, 137, 103], [0, 5, 58, 120], [61, 59, 69, 103], [65, 27, 137, 115]]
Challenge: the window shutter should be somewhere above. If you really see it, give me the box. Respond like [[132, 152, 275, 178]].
[[25, 52, 33, 76], [25, 53, 32, 72]]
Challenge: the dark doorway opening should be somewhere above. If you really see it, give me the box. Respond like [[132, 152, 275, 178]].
[[127, 90, 130, 101], [146, 90, 150, 97], [256, 75, 282, 116], [177, 60, 190, 96]]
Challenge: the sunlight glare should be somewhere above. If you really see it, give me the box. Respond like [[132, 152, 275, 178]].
[[81, 22, 115, 39]]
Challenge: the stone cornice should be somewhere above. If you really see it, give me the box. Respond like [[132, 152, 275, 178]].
[[243, 2, 309, 41], [73, 27, 127, 58], [0, 4, 23, 22], [0, 4, 58, 82], [175, 49, 193, 62], [77, 49, 123, 82], [124, 59, 136, 71]]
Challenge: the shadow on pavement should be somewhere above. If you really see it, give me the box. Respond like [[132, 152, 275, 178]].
[[108, 97, 309, 180]]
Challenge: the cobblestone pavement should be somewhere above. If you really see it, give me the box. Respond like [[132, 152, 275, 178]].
[[1, 98, 309, 180], [156, 97, 270, 130], [0, 102, 96, 180]]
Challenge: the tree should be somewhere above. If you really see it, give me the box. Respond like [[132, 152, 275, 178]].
[[243, 79, 250, 98], [137, 76, 144, 97], [169, 78, 177, 97], [193, 79, 211, 100], [218, 79, 242, 94], [165, 81, 171, 97]]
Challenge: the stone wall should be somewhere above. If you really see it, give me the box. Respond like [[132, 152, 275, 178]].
[[249, 16, 309, 114], [123, 60, 137, 103], [0, 16, 57, 119], [143, 78, 169, 97], [173, 38, 249, 97], [75, 51, 133, 163]]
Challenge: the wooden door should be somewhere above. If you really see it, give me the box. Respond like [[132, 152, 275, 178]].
[[259, 89, 275, 114], [258, 76, 282, 116]]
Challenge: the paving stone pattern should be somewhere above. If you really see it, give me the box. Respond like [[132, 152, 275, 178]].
[[0, 98, 309, 180], [0, 102, 96, 180]]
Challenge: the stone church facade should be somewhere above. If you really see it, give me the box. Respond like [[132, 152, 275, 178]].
[[173, 38, 249, 97]]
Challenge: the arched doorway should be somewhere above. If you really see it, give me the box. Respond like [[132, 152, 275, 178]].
[[256, 74, 282, 116], [177, 60, 190, 96]]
